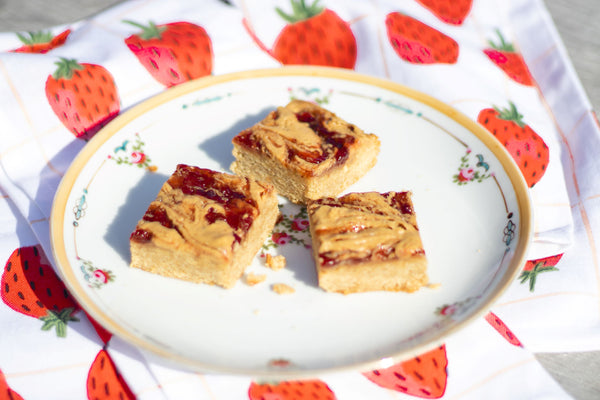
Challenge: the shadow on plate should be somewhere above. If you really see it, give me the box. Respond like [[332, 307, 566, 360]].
[[259, 201, 319, 287], [103, 170, 170, 263], [198, 107, 271, 171], [267, 238, 318, 288]]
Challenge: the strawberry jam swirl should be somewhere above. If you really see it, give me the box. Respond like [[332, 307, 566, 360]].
[[308, 191, 424, 268], [130, 164, 258, 244], [232, 108, 355, 175], [130, 203, 174, 243]]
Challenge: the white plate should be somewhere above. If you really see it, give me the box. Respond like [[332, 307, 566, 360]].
[[50, 67, 532, 377]]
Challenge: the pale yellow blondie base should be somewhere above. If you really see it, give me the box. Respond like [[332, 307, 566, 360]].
[[315, 255, 428, 294], [231, 140, 379, 204]]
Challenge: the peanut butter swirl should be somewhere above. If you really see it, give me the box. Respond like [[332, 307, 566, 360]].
[[130, 165, 273, 262], [232, 100, 375, 177], [308, 191, 424, 268]]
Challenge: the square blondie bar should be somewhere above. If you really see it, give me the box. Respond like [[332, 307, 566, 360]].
[[130, 164, 279, 288], [231, 100, 380, 204], [307, 191, 427, 294]]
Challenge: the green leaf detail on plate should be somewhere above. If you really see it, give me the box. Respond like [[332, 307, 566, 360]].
[[503, 217, 516, 247], [73, 188, 88, 227], [453, 149, 494, 185], [182, 93, 232, 109], [107, 133, 157, 172], [261, 204, 311, 254], [288, 87, 331, 105], [80, 259, 115, 289]]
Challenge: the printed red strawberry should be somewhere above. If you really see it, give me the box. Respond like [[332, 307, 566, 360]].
[[1, 245, 80, 337], [416, 0, 473, 25], [519, 253, 563, 292], [485, 312, 523, 347], [0, 369, 24, 400], [124, 20, 213, 87], [87, 349, 135, 400], [243, 0, 357, 69], [248, 379, 336, 399], [484, 29, 534, 86], [45, 58, 120, 140], [385, 12, 458, 64], [477, 102, 549, 187], [363, 345, 448, 398], [10, 29, 71, 53]]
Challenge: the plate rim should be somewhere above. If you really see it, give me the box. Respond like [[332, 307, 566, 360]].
[[50, 65, 533, 378]]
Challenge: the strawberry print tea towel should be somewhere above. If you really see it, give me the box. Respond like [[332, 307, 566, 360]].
[[0, 0, 599, 398]]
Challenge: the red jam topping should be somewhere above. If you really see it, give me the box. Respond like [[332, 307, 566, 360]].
[[131, 165, 259, 245], [143, 204, 174, 228], [232, 108, 355, 170], [205, 207, 225, 224], [293, 110, 354, 165], [232, 129, 261, 152], [130, 228, 152, 243], [388, 192, 414, 215], [312, 192, 419, 268], [171, 165, 256, 243], [319, 244, 398, 267], [130, 204, 176, 243], [168, 164, 251, 205], [319, 245, 423, 268]]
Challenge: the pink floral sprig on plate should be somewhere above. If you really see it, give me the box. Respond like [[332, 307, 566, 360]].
[[453, 149, 494, 185], [107, 132, 157, 172], [261, 204, 311, 254]]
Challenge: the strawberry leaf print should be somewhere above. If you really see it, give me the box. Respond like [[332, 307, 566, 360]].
[[1, 245, 80, 337], [519, 253, 563, 292], [40, 308, 79, 337], [11, 29, 71, 53]]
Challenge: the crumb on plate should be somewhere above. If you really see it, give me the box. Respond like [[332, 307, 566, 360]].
[[265, 253, 286, 270], [272, 283, 295, 295], [245, 272, 267, 286]]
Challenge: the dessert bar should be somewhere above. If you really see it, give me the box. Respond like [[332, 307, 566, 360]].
[[307, 191, 427, 294], [130, 164, 279, 288], [231, 100, 380, 204]]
